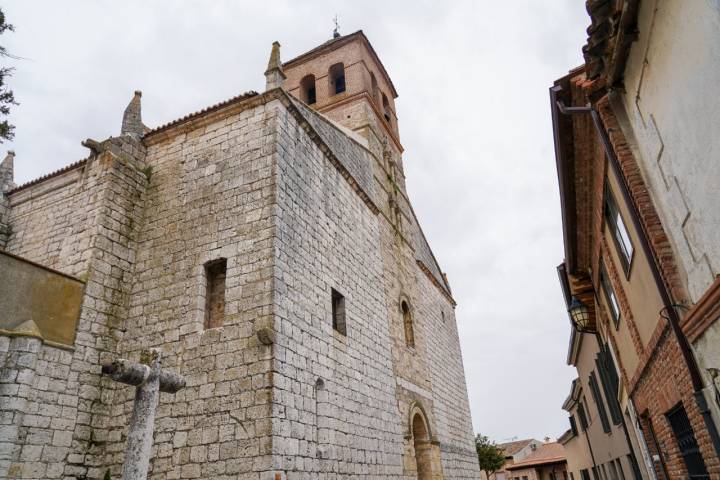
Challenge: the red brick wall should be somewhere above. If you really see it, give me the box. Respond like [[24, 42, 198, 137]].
[[595, 94, 720, 478]]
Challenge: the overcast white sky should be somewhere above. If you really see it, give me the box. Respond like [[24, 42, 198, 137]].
[[4, 1, 589, 443]]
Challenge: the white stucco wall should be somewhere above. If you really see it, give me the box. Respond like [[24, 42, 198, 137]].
[[617, 0, 720, 302]]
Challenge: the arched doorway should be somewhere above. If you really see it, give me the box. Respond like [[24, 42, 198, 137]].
[[412, 412, 433, 480]]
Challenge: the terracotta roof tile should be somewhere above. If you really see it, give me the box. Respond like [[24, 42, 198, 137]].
[[8, 158, 88, 195], [498, 439, 535, 457], [145, 90, 259, 137], [507, 443, 566, 470]]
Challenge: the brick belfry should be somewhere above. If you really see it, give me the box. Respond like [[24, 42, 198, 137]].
[[0, 31, 480, 479]]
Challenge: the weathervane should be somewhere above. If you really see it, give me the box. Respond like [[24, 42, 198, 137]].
[[333, 14, 340, 38]]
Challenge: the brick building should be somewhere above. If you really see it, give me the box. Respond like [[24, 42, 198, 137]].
[[0, 31, 480, 479], [551, 1, 720, 479]]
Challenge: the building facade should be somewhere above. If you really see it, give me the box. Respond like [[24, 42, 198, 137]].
[[0, 32, 480, 479], [551, 1, 720, 479], [493, 439, 543, 480], [558, 329, 646, 480], [504, 443, 567, 480]]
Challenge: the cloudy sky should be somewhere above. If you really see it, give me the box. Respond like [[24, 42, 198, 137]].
[[4, 1, 589, 442]]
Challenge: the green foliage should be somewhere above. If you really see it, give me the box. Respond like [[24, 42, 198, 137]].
[[0, 7, 17, 142], [103, 469, 112, 480], [475, 434, 505, 478]]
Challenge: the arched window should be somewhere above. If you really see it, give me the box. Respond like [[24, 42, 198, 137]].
[[370, 72, 379, 103], [300, 74, 316, 104], [329, 63, 346, 95], [382, 93, 392, 123], [401, 300, 415, 348]]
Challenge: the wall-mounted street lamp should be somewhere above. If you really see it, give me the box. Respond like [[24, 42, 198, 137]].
[[568, 296, 594, 333]]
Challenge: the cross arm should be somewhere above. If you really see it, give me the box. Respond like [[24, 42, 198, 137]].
[[101, 358, 186, 393]]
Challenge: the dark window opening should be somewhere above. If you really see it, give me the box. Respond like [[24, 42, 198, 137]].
[[604, 185, 634, 273], [205, 258, 227, 329], [401, 300, 415, 348], [300, 74, 316, 104], [329, 63, 346, 94], [589, 371, 611, 433], [666, 403, 709, 479], [382, 93, 391, 123], [569, 415, 578, 436], [580, 470, 591, 480], [331, 288, 346, 335], [370, 72, 379, 104]]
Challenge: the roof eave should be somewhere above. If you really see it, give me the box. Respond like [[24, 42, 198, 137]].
[[550, 79, 578, 275]]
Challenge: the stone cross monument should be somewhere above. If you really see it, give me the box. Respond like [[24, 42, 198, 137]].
[[101, 349, 186, 480]]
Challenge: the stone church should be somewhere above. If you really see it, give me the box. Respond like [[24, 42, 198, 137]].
[[0, 31, 480, 479]]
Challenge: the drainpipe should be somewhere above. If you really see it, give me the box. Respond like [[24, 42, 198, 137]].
[[553, 89, 720, 458]]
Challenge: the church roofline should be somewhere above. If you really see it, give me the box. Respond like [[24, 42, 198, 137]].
[[283, 30, 399, 98], [144, 90, 260, 142], [7, 158, 88, 195]]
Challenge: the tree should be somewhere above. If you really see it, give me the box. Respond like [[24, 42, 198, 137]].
[[0, 7, 17, 142], [475, 434, 506, 479]]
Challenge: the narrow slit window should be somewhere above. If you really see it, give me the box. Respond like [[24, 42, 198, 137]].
[[604, 185, 634, 273], [382, 93, 391, 123], [370, 72, 379, 103], [402, 300, 415, 348], [329, 63, 346, 95], [205, 258, 227, 329], [331, 288, 346, 335]]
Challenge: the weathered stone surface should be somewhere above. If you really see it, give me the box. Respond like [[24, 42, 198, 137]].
[[0, 35, 479, 479]]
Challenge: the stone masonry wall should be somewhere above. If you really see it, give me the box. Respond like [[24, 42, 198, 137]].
[[1, 135, 150, 479], [104, 100, 278, 479], [1, 88, 479, 479], [272, 94, 405, 478], [273, 93, 480, 478]]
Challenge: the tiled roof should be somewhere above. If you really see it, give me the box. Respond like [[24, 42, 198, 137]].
[[145, 90, 259, 137], [498, 439, 535, 457], [506, 443, 566, 470], [582, 0, 639, 84], [8, 158, 88, 195]]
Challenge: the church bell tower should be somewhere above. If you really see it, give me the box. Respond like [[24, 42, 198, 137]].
[[282, 31, 403, 161]]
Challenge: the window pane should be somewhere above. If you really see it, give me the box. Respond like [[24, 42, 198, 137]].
[[615, 211, 634, 263]]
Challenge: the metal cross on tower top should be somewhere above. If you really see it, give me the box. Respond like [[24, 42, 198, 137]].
[[333, 14, 340, 38]]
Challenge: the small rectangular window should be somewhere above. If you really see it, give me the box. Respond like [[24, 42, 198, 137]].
[[569, 415, 578, 436], [205, 258, 227, 329], [666, 403, 709, 478], [331, 288, 346, 335], [604, 185, 634, 273], [600, 262, 621, 327]]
